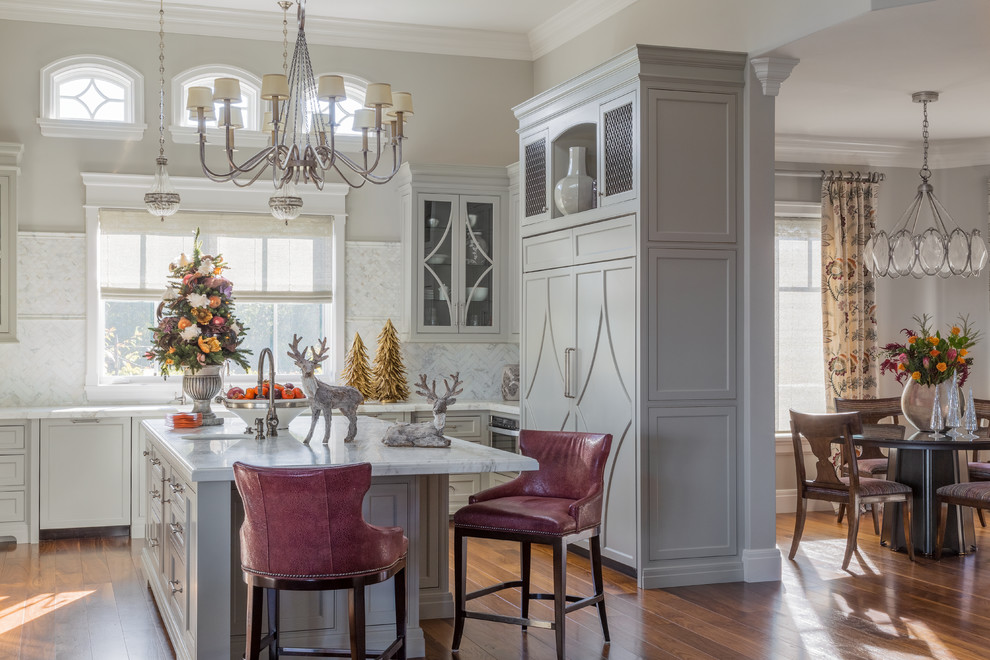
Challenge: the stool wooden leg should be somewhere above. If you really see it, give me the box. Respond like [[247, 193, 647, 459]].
[[349, 579, 366, 660], [394, 567, 407, 660], [520, 541, 531, 630], [590, 535, 610, 643], [245, 584, 264, 660], [452, 527, 466, 652], [267, 588, 279, 658], [552, 539, 567, 660]]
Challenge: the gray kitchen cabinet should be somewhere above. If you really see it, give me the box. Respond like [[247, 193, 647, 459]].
[[516, 45, 746, 585], [40, 417, 131, 529], [412, 412, 486, 514], [0, 420, 34, 542]]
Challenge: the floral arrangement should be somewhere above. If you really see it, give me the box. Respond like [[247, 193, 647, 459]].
[[879, 314, 980, 387], [145, 229, 251, 376]]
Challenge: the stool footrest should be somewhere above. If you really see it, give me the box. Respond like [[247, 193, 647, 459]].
[[277, 640, 403, 659], [528, 592, 584, 603], [464, 610, 554, 630], [466, 579, 524, 601]]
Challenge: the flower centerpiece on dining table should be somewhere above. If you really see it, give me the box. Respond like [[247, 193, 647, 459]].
[[879, 314, 980, 430], [145, 229, 251, 424]]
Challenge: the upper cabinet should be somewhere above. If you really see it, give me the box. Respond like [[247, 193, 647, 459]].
[[518, 88, 636, 233], [0, 143, 22, 343], [398, 164, 510, 342]]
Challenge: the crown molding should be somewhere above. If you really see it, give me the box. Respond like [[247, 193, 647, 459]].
[[750, 56, 799, 97], [528, 0, 639, 60], [0, 0, 533, 61], [775, 134, 990, 169]]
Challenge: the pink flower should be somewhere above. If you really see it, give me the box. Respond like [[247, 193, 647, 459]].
[[923, 357, 930, 368], [947, 348, 958, 361], [899, 353, 909, 363], [211, 315, 226, 327], [197, 353, 206, 365]]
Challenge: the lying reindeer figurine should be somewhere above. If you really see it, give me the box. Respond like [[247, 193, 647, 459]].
[[287, 334, 363, 443], [382, 373, 464, 447]]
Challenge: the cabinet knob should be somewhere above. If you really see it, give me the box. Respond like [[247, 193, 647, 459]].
[[149, 489, 161, 500], [168, 579, 183, 594], [150, 458, 161, 466], [169, 522, 184, 536], [148, 538, 159, 547], [169, 482, 185, 495], [142, 450, 150, 457]]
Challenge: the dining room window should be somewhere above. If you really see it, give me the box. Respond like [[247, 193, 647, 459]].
[[775, 216, 826, 431], [38, 55, 145, 139]]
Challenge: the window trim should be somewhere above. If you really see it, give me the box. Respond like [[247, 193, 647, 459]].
[[82, 172, 348, 402], [37, 55, 146, 140]]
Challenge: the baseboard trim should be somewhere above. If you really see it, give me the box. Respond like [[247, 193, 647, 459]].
[[40, 525, 130, 540], [566, 543, 637, 577], [742, 548, 782, 582], [640, 557, 744, 589]]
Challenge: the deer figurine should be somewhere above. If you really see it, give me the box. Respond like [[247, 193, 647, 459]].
[[287, 334, 364, 444], [382, 373, 464, 447]]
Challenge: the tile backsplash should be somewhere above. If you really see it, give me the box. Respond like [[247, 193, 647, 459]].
[[0, 234, 518, 406]]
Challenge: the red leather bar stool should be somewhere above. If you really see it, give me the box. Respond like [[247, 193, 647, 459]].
[[233, 462, 408, 660], [451, 430, 613, 660]]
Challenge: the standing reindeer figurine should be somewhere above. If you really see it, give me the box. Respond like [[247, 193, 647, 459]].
[[287, 335, 364, 444], [382, 373, 464, 447]]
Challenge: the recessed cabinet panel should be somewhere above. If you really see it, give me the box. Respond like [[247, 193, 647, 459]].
[[647, 90, 737, 242], [647, 407, 736, 560], [521, 270, 574, 432], [523, 130, 549, 222], [600, 94, 636, 207], [0, 425, 24, 450], [0, 455, 24, 487], [649, 249, 736, 400], [0, 490, 24, 522]]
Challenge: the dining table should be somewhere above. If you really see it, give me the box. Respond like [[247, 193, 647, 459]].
[[851, 431, 990, 556]]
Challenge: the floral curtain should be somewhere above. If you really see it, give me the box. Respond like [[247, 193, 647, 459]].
[[821, 177, 880, 408]]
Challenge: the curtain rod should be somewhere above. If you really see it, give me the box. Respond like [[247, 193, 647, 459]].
[[776, 169, 885, 183]]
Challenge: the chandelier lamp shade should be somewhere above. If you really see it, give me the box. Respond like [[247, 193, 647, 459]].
[[185, 0, 413, 220], [864, 91, 988, 278], [144, 0, 181, 220]]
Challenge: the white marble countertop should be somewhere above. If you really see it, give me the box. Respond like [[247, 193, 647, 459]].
[[0, 400, 519, 420], [143, 415, 536, 483]]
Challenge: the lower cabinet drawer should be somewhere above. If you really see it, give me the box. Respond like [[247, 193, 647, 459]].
[[0, 426, 25, 451], [0, 489, 25, 523], [165, 538, 187, 627], [448, 474, 481, 514], [0, 455, 24, 488], [413, 414, 483, 441]]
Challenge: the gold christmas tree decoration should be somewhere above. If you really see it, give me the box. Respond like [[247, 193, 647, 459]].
[[372, 319, 409, 403], [341, 332, 376, 400]]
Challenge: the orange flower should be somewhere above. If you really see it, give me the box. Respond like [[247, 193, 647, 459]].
[[927, 336, 939, 345], [936, 362, 947, 372], [197, 335, 221, 353], [959, 356, 966, 364], [897, 363, 906, 371], [930, 349, 940, 357], [912, 371, 921, 381], [177, 317, 192, 330], [167, 347, 175, 354], [165, 358, 173, 365], [908, 336, 918, 345], [213, 267, 222, 275], [952, 326, 962, 336], [191, 308, 213, 324], [961, 349, 969, 357]]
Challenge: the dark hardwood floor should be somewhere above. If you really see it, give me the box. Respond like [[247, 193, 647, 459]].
[[3, 511, 990, 658]]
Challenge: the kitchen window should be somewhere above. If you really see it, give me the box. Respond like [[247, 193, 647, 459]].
[[92, 209, 334, 397], [775, 216, 826, 431]]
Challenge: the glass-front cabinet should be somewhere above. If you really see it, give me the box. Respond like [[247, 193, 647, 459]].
[[418, 193, 499, 334]]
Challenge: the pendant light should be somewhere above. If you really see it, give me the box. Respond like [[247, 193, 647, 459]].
[[864, 92, 988, 278], [144, 0, 180, 220]]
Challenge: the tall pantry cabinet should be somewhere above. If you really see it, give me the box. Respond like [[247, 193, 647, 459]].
[[514, 45, 749, 587]]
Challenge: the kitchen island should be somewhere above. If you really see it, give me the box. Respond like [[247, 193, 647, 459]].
[[140, 415, 537, 660]]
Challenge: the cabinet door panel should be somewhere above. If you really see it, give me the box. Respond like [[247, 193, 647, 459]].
[[40, 419, 130, 528], [459, 196, 500, 334], [522, 270, 574, 431], [418, 194, 459, 333], [572, 260, 637, 566]]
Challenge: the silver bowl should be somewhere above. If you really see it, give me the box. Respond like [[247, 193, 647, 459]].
[[220, 397, 310, 430]]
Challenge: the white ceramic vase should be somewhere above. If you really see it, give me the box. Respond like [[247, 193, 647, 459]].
[[553, 146, 594, 215]]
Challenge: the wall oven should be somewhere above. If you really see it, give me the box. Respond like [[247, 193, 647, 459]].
[[488, 414, 519, 479]]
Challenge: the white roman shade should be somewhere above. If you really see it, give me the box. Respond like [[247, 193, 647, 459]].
[[98, 209, 332, 303]]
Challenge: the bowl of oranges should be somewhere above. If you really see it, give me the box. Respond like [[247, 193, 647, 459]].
[[220, 382, 309, 430]]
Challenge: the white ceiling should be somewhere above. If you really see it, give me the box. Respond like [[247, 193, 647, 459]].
[[771, 0, 990, 152]]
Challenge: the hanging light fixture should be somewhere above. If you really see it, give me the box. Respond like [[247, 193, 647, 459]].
[[186, 0, 413, 220], [268, 1, 303, 224], [144, 0, 181, 220], [865, 91, 988, 278]]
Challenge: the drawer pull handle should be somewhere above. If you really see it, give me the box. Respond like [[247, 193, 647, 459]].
[[148, 538, 159, 547], [168, 579, 183, 594], [169, 522, 184, 536], [150, 458, 161, 466], [149, 489, 161, 500], [70, 418, 100, 424], [169, 482, 185, 494]]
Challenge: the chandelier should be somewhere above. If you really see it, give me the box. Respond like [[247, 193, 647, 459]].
[[144, 0, 180, 220], [185, 0, 413, 220], [864, 91, 988, 278]]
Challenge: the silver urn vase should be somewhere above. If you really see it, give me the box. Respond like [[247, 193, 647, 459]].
[[900, 378, 952, 432], [183, 365, 224, 426]]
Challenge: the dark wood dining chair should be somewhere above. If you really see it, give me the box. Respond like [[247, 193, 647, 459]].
[[935, 481, 990, 559], [833, 397, 904, 533], [789, 410, 915, 570], [965, 398, 990, 526]]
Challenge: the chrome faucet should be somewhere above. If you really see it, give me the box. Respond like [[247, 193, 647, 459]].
[[255, 348, 280, 439]]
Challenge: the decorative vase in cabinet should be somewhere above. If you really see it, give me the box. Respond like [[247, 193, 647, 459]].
[[553, 146, 594, 215]]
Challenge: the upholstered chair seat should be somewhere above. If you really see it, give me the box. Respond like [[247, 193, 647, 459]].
[[234, 462, 407, 660], [936, 481, 990, 558]]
